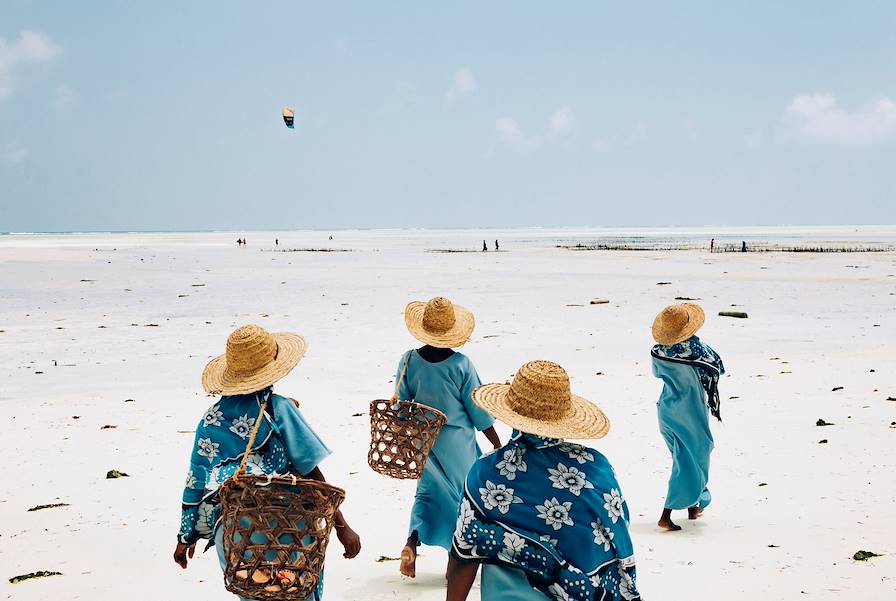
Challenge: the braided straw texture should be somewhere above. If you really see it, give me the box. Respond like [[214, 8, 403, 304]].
[[404, 297, 475, 349], [368, 400, 447, 479], [202, 325, 306, 395], [652, 303, 705, 346], [219, 475, 345, 600], [473, 360, 610, 440]]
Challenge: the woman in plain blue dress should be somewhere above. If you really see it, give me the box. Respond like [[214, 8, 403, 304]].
[[396, 297, 502, 578], [650, 304, 725, 531]]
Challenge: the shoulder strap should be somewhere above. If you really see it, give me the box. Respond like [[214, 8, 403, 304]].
[[391, 350, 413, 401]]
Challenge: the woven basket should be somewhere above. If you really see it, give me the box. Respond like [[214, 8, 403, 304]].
[[368, 399, 447, 479], [219, 474, 345, 600]]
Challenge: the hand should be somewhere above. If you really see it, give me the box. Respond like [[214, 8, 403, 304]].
[[336, 525, 361, 559], [173, 542, 195, 569]]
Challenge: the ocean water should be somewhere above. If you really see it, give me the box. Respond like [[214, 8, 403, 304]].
[[1, 225, 894, 252]]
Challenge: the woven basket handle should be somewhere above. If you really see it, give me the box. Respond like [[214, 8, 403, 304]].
[[234, 392, 270, 483], [391, 351, 412, 402]]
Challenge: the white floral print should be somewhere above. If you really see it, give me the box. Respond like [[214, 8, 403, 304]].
[[603, 488, 624, 523], [618, 564, 638, 600], [495, 446, 528, 481], [196, 502, 215, 536], [229, 413, 256, 439], [535, 497, 574, 531], [479, 480, 523, 514], [203, 405, 224, 427], [539, 534, 558, 548], [197, 437, 219, 462], [591, 521, 614, 552], [184, 468, 197, 488], [498, 531, 526, 563], [559, 443, 594, 465], [244, 453, 266, 474], [547, 463, 595, 496], [547, 584, 574, 601]]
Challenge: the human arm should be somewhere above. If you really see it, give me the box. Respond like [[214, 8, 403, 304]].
[[446, 553, 479, 601], [304, 466, 361, 558], [172, 427, 209, 568], [482, 426, 501, 451]]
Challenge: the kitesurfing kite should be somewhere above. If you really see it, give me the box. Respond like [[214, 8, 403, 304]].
[[282, 107, 295, 129]]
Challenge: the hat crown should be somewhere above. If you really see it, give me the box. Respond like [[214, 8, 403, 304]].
[[422, 297, 457, 333], [661, 305, 691, 331], [506, 360, 572, 422], [225, 325, 278, 375]]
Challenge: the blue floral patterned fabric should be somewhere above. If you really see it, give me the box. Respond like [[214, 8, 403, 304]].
[[178, 389, 331, 546], [651, 335, 725, 420], [452, 434, 640, 601]]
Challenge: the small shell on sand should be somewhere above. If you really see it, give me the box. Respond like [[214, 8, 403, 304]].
[[251, 569, 271, 584]]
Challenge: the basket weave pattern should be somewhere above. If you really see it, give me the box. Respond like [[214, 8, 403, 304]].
[[368, 399, 447, 480], [219, 475, 345, 600]]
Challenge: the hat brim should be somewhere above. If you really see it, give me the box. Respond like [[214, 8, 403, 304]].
[[652, 303, 705, 346], [201, 332, 306, 396], [472, 383, 610, 440], [404, 301, 475, 349]]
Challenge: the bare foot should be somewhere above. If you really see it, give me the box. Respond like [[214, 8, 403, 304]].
[[400, 545, 416, 578], [688, 506, 704, 520], [658, 516, 682, 531]]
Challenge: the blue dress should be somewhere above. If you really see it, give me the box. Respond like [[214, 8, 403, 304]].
[[396, 350, 495, 550], [652, 357, 714, 510], [178, 389, 331, 600]]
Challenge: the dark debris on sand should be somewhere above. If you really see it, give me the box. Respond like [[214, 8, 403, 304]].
[[9, 571, 62, 584], [106, 469, 129, 479], [816, 418, 834, 426], [27, 503, 70, 512]]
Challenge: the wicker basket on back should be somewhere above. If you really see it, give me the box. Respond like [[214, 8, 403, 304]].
[[219, 398, 345, 600], [368, 352, 447, 480]]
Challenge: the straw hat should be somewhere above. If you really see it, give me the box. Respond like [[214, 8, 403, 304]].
[[404, 297, 475, 349], [473, 360, 610, 440], [202, 325, 307, 396], [652, 303, 705, 346]]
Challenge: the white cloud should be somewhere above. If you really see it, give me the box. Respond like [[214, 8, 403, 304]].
[[548, 106, 576, 137], [445, 67, 477, 107], [786, 94, 896, 144], [0, 30, 61, 100], [496, 117, 540, 152]]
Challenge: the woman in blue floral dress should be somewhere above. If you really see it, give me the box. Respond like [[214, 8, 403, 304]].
[[651, 303, 725, 531], [448, 360, 640, 601], [172, 325, 361, 600], [396, 297, 502, 578]]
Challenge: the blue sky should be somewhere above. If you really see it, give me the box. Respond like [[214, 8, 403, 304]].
[[1, 1, 894, 231]]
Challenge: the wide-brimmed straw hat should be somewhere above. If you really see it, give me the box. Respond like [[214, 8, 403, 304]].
[[473, 360, 610, 440], [652, 303, 705, 346], [202, 324, 307, 396], [404, 297, 475, 349]]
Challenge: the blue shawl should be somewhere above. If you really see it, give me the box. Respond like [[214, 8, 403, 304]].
[[452, 434, 640, 601], [651, 335, 725, 420]]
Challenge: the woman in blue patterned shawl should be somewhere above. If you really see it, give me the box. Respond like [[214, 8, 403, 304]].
[[172, 325, 362, 600], [651, 304, 725, 531], [448, 360, 641, 601]]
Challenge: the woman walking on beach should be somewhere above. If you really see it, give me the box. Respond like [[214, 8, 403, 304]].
[[651, 304, 725, 531], [448, 360, 640, 600], [173, 325, 361, 599], [395, 296, 502, 578]]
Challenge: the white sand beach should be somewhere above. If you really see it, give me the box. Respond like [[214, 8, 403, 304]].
[[1, 228, 894, 600]]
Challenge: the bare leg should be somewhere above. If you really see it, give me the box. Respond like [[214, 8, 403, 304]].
[[658, 508, 681, 531], [400, 531, 418, 578], [688, 505, 704, 520]]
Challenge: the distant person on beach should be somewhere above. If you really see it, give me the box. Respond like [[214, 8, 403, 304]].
[[447, 361, 640, 600], [741, 240, 747, 252], [482, 240, 487, 252], [650, 304, 725, 531], [275, 238, 279, 246], [237, 238, 242, 246], [495, 239, 499, 251], [394, 297, 501, 579], [173, 325, 361, 597], [710, 238, 714, 253]]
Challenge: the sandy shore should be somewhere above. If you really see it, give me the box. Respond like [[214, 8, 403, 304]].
[[1, 230, 894, 600]]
